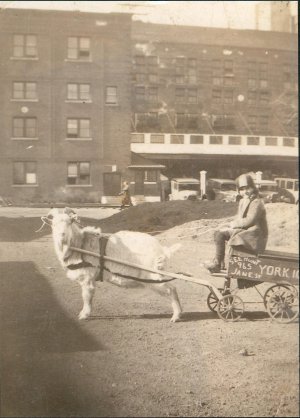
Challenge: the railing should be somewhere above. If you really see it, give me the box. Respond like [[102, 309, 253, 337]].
[[131, 133, 298, 157]]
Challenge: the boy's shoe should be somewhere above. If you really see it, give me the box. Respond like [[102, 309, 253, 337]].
[[205, 259, 221, 273]]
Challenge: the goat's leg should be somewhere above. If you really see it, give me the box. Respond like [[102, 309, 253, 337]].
[[78, 278, 96, 320], [150, 283, 182, 322]]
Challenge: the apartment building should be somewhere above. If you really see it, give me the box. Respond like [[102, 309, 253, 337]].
[[0, 8, 132, 204], [131, 22, 298, 180], [0, 9, 298, 204]]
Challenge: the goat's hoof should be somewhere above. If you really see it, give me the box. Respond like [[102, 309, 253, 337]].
[[78, 311, 90, 320], [170, 314, 181, 323]]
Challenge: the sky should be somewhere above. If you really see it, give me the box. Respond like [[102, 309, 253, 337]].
[[0, 1, 264, 30]]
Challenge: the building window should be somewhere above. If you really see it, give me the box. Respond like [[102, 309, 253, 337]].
[[247, 136, 259, 145], [67, 162, 90, 185], [170, 135, 184, 144], [259, 79, 268, 88], [175, 88, 185, 103], [224, 60, 233, 73], [187, 88, 197, 104], [105, 86, 118, 104], [190, 135, 203, 144], [187, 59, 197, 84], [248, 61, 257, 78], [175, 113, 185, 129], [144, 171, 157, 182], [175, 75, 185, 84], [131, 133, 145, 143], [228, 136, 241, 145], [67, 37, 90, 60], [248, 79, 257, 89], [248, 91, 256, 105], [147, 55, 158, 72], [265, 137, 278, 146], [283, 137, 295, 147], [248, 115, 257, 132], [259, 62, 267, 81], [13, 34, 37, 58], [13, 117, 37, 138], [212, 89, 222, 103], [150, 134, 164, 144], [67, 119, 90, 138], [136, 73, 146, 83], [134, 55, 146, 73], [149, 74, 158, 83], [176, 113, 198, 130], [212, 77, 222, 86], [175, 57, 185, 75], [13, 161, 37, 185], [67, 83, 91, 101], [259, 91, 269, 105], [259, 115, 269, 130], [213, 115, 235, 130], [224, 89, 233, 104], [209, 135, 223, 145], [13, 82, 37, 100], [212, 59, 222, 76], [148, 87, 158, 102], [135, 86, 145, 101], [224, 77, 233, 87]]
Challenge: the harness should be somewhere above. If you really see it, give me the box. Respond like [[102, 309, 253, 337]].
[[68, 233, 175, 284]]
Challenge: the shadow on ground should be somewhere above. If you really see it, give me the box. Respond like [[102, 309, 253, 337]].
[[0, 262, 114, 417], [0, 217, 51, 242]]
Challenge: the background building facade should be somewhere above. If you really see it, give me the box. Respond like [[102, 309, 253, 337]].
[[0, 8, 298, 204], [131, 22, 298, 180], [0, 8, 132, 204]]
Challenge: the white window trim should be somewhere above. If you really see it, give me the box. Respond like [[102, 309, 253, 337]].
[[10, 137, 39, 141], [12, 184, 39, 187], [11, 99, 39, 102], [65, 137, 93, 141], [64, 58, 92, 63], [65, 100, 92, 104], [65, 184, 92, 187], [10, 57, 39, 61]]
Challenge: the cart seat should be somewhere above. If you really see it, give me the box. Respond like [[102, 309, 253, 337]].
[[258, 249, 299, 262]]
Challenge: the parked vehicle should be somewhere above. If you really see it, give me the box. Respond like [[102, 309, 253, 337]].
[[274, 177, 299, 204], [256, 180, 279, 203], [168, 178, 200, 200], [206, 178, 237, 202]]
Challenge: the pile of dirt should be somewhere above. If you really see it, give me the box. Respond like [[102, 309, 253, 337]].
[[87, 200, 238, 234], [83, 200, 298, 252]]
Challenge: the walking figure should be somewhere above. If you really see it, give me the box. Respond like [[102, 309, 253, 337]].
[[119, 181, 133, 210]]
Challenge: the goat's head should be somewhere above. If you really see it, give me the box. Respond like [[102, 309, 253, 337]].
[[47, 208, 83, 265]]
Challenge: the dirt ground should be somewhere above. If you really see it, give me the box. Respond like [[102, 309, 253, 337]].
[[0, 202, 298, 417]]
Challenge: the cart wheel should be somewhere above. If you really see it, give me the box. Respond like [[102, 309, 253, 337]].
[[263, 284, 293, 309], [266, 287, 299, 324], [207, 291, 219, 312], [217, 294, 244, 322]]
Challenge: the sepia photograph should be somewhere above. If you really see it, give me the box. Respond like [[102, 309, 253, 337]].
[[0, 1, 298, 416]]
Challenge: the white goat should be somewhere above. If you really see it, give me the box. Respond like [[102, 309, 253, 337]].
[[48, 208, 182, 322]]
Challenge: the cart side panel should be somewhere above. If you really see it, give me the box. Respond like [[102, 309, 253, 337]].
[[228, 250, 299, 285]]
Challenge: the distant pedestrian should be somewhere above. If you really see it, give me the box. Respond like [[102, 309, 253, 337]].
[[119, 181, 133, 210]]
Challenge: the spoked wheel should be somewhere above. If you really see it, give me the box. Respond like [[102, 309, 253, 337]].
[[207, 291, 219, 312], [263, 284, 295, 309], [266, 286, 299, 324], [217, 294, 244, 322]]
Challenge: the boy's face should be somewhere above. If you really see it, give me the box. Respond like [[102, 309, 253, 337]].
[[239, 186, 254, 197]]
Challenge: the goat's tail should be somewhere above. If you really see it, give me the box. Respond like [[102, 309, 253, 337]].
[[163, 243, 181, 259]]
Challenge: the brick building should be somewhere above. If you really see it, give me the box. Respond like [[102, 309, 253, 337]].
[[0, 8, 132, 204], [0, 9, 298, 204], [131, 22, 298, 180]]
